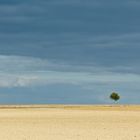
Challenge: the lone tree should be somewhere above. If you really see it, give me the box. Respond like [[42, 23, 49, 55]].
[[110, 92, 120, 102]]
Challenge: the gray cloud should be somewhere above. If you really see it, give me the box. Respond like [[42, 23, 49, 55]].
[[0, 0, 139, 103]]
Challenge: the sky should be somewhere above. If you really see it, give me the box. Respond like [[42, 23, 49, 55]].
[[0, 0, 140, 104]]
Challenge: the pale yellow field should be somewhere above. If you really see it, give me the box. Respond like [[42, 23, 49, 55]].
[[0, 105, 140, 140]]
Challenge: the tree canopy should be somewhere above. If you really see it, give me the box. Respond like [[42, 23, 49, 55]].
[[110, 92, 120, 102]]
